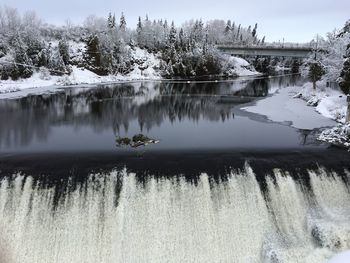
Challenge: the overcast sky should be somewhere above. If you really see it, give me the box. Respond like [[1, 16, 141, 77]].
[[1, 0, 349, 42]]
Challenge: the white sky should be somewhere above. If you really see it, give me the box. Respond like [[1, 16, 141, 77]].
[[1, 0, 349, 42]]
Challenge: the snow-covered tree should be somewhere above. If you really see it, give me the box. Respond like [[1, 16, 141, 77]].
[[58, 38, 70, 65], [339, 44, 350, 95], [318, 31, 350, 82], [120, 12, 126, 32], [169, 21, 177, 45], [308, 62, 325, 90], [48, 49, 67, 75], [107, 12, 116, 29]]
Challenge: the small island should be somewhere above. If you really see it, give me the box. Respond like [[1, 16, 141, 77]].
[[116, 134, 160, 148]]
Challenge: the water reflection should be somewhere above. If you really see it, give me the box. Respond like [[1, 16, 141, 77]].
[[0, 76, 315, 152]]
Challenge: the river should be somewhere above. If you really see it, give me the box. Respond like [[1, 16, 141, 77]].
[[0, 76, 349, 262]]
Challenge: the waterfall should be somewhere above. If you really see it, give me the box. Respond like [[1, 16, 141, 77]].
[[0, 166, 349, 263]]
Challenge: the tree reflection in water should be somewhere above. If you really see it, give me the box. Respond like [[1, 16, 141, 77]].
[[0, 76, 300, 149]]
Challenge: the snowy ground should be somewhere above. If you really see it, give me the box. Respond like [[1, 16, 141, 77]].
[[242, 80, 350, 148], [0, 47, 259, 97], [241, 85, 337, 130], [294, 81, 347, 123], [225, 56, 261, 77], [295, 82, 350, 148], [0, 47, 162, 96]]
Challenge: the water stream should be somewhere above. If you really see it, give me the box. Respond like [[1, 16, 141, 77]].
[[0, 165, 349, 262]]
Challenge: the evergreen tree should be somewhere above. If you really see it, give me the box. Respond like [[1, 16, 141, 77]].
[[38, 48, 49, 67], [252, 23, 258, 38], [107, 12, 116, 29], [86, 34, 101, 69], [169, 21, 177, 45], [136, 16, 143, 45], [236, 24, 241, 41], [339, 44, 350, 122], [247, 25, 251, 34], [308, 61, 325, 90], [120, 12, 127, 32], [12, 35, 34, 79], [49, 51, 67, 75], [179, 28, 185, 49], [225, 20, 232, 34], [339, 44, 350, 95], [291, 59, 301, 74], [58, 38, 70, 65]]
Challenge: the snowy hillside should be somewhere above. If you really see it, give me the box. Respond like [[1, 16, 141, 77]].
[[0, 46, 163, 94], [0, 7, 265, 94], [0, 43, 258, 94]]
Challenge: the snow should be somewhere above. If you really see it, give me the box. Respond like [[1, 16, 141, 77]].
[[225, 56, 261, 77], [0, 50, 259, 97], [275, 65, 291, 72], [241, 86, 337, 130], [0, 47, 162, 97], [319, 123, 350, 148], [294, 82, 347, 123], [328, 251, 350, 263], [290, 81, 350, 148]]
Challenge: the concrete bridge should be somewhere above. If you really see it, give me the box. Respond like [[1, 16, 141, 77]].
[[217, 45, 314, 58]]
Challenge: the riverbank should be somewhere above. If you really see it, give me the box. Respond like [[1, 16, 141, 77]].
[[241, 85, 337, 130], [0, 50, 260, 96], [295, 81, 350, 149], [242, 79, 350, 148]]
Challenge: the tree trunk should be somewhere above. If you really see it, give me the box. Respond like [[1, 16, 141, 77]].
[[347, 95, 350, 123], [313, 81, 316, 90]]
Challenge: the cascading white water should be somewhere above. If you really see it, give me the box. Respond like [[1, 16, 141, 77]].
[[0, 166, 349, 263]]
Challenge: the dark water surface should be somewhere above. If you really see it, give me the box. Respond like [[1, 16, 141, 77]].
[[0, 76, 324, 152], [0, 75, 349, 176], [1, 76, 350, 263]]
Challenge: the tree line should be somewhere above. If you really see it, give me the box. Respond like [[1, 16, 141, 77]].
[[0, 6, 264, 80]]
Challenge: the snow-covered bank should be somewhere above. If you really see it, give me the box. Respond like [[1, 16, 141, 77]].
[[293, 82, 350, 149], [319, 123, 350, 148], [242, 80, 350, 148], [0, 47, 162, 95], [0, 54, 259, 96], [224, 56, 261, 77], [241, 86, 337, 130], [294, 82, 347, 123]]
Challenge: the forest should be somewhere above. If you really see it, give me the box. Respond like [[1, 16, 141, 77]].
[[0, 6, 265, 80]]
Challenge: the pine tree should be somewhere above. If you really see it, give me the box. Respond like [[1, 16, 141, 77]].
[[308, 61, 325, 90], [236, 24, 241, 41], [112, 14, 116, 28], [137, 16, 142, 33], [58, 38, 70, 65], [86, 34, 101, 68], [291, 59, 301, 74], [107, 12, 116, 29], [49, 51, 66, 76], [252, 23, 258, 38], [225, 20, 232, 34], [179, 28, 185, 49], [38, 48, 49, 67], [12, 35, 33, 79], [339, 44, 350, 95], [120, 12, 127, 32], [169, 21, 177, 45], [136, 16, 143, 45]]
